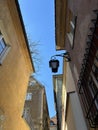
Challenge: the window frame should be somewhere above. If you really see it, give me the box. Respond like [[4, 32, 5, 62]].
[[25, 92, 32, 101], [0, 35, 6, 55], [0, 32, 11, 65], [67, 9, 77, 49]]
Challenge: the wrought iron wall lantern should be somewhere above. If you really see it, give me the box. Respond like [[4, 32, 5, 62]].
[[49, 52, 71, 73]]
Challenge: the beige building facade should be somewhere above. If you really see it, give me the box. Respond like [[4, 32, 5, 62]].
[[55, 0, 98, 130], [0, 0, 35, 130], [53, 75, 63, 130], [23, 76, 50, 130], [50, 116, 57, 130]]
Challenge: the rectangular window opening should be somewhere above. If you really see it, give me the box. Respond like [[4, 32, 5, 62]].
[[0, 32, 11, 65], [67, 9, 77, 49]]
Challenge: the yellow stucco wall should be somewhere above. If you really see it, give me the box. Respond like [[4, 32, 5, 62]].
[[0, 0, 33, 129]]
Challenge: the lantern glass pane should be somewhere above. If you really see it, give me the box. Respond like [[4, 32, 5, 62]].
[[51, 61, 58, 68]]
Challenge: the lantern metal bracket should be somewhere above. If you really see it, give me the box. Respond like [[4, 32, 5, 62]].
[[51, 51, 71, 62], [49, 51, 71, 73]]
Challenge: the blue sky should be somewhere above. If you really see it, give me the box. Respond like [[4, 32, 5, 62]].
[[18, 0, 63, 118]]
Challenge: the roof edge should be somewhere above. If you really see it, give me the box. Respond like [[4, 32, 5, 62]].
[[15, 0, 35, 72]]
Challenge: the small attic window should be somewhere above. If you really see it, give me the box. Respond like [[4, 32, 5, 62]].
[[50, 120, 55, 126]]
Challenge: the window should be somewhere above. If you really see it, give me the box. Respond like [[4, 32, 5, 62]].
[[0, 36, 6, 54], [67, 9, 77, 48], [26, 93, 32, 101], [0, 32, 10, 65], [29, 80, 36, 86], [50, 121, 55, 126], [22, 107, 30, 119]]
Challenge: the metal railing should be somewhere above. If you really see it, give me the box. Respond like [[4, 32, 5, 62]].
[[78, 10, 98, 128]]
